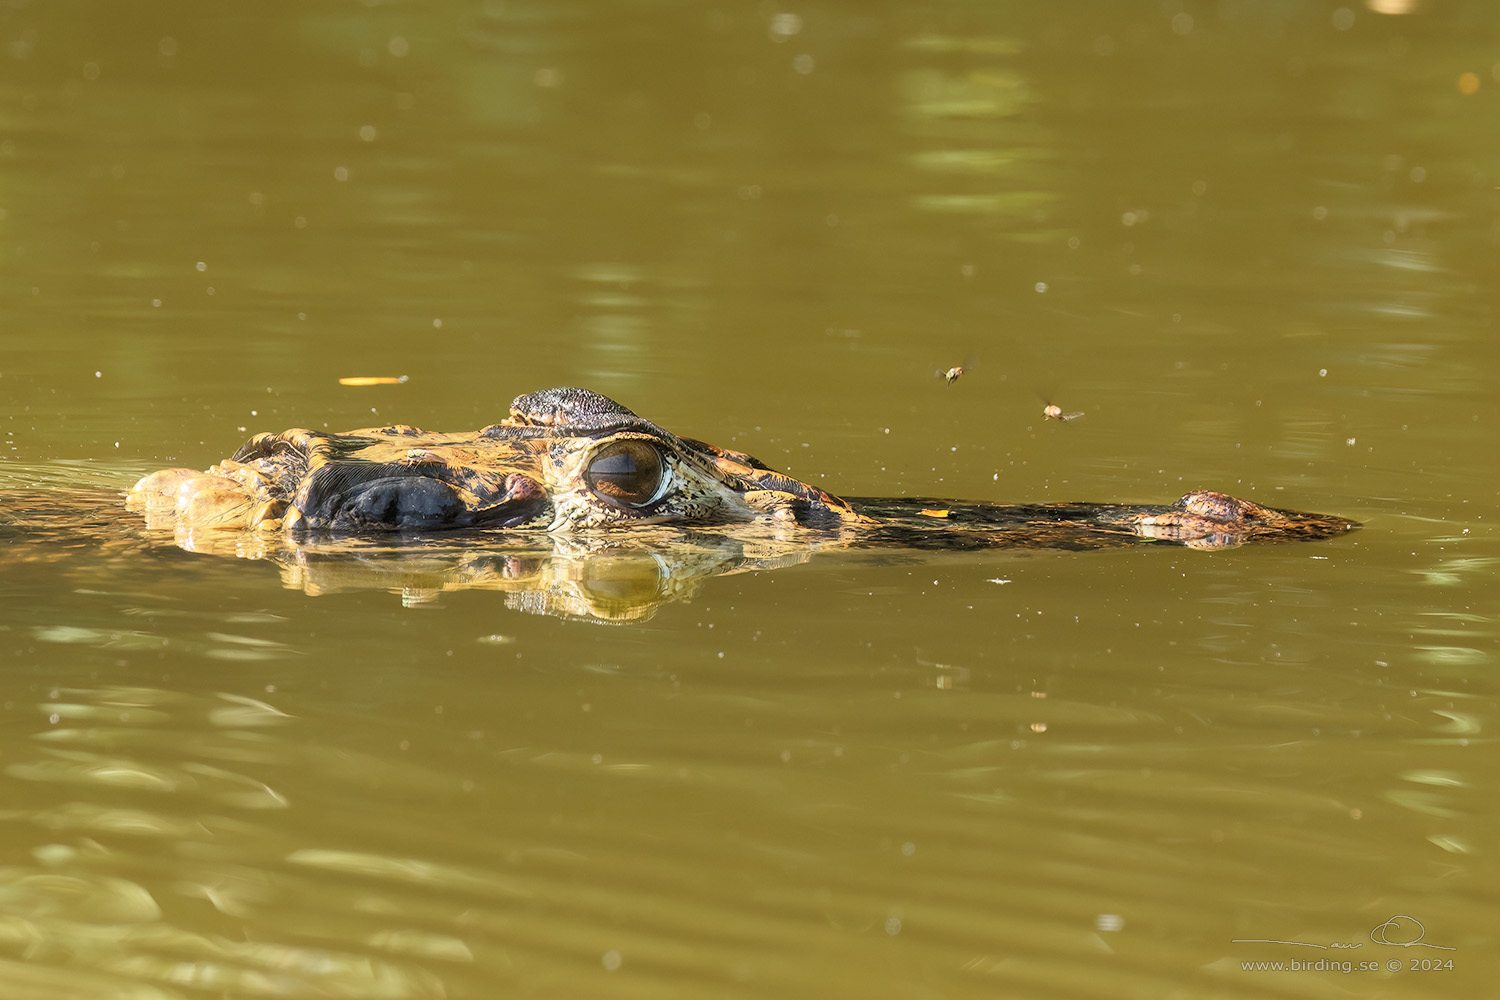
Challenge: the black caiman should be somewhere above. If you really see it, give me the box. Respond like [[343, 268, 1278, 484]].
[[102, 386, 1357, 618]]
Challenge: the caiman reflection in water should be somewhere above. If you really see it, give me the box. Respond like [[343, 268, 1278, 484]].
[[54, 386, 1354, 621]]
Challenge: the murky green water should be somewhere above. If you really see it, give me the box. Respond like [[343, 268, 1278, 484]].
[[3, 2, 1497, 996]]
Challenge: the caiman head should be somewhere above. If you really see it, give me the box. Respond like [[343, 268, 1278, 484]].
[[129, 387, 866, 535], [131, 385, 1358, 558]]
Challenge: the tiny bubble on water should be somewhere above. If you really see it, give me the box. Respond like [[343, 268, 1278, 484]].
[[1096, 913, 1125, 932]]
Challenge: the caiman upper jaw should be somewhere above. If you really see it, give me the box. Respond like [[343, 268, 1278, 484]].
[[682, 440, 869, 528]]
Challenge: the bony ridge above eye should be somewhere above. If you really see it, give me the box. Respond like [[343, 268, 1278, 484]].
[[583, 439, 667, 509]]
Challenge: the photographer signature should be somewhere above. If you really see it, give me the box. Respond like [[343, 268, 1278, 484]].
[[1232, 915, 1455, 951]]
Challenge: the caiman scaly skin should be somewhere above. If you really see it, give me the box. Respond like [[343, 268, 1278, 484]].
[[127, 387, 1358, 551]]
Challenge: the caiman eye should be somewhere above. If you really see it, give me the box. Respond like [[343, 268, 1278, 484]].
[[583, 440, 666, 509]]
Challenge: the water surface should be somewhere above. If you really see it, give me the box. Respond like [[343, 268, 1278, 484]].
[[2, 2, 1497, 997]]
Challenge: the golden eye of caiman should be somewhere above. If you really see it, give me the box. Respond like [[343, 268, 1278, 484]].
[[583, 440, 666, 509]]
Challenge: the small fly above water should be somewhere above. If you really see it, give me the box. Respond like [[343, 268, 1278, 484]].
[[936, 355, 975, 386]]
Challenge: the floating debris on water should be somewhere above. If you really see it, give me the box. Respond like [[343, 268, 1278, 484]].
[[1042, 402, 1084, 422]]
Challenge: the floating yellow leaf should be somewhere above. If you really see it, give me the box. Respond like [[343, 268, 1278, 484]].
[[919, 509, 950, 518], [338, 376, 408, 386]]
